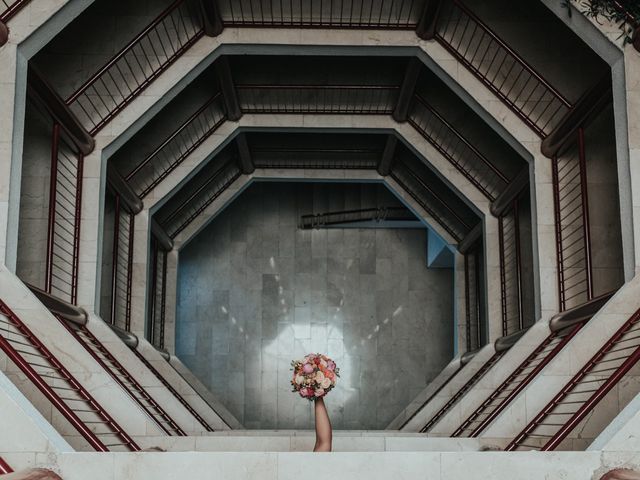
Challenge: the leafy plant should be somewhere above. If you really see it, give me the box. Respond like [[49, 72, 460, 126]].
[[561, 0, 640, 46]]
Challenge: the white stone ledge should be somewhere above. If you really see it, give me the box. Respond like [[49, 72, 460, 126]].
[[131, 434, 499, 452], [8, 449, 629, 480]]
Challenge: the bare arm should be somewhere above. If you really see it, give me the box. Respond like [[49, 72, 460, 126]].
[[313, 397, 332, 452]]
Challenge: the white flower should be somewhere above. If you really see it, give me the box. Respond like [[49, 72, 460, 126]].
[[315, 370, 325, 383], [321, 377, 331, 389], [295, 375, 305, 385]]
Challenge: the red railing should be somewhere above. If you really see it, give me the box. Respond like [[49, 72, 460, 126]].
[[552, 128, 593, 312], [498, 199, 524, 336], [419, 351, 504, 433], [105, 191, 135, 331], [125, 93, 227, 198], [252, 146, 380, 170], [217, 0, 426, 28], [0, 457, 12, 474], [408, 94, 508, 201], [453, 326, 582, 437], [399, 364, 464, 429], [299, 206, 414, 228], [0, 0, 30, 22], [236, 84, 400, 114], [44, 124, 84, 305], [148, 238, 168, 350], [65, 0, 204, 135], [507, 307, 640, 451], [433, 0, 572, 137], [159, 159, 241, 238], [390, 160, 473, 242], [130, 348, 214, 432], [0, 299, 139, 451], [56, 315, 185, 436]]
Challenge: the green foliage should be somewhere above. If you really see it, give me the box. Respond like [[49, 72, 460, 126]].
[[562, 0, 639, 45]]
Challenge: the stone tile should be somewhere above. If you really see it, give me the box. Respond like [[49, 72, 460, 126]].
[[176, 183, 453, 428]]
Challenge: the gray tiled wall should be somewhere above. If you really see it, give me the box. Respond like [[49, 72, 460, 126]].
[[176, 182, 454, 429]]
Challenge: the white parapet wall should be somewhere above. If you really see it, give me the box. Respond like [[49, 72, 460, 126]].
[[0, 369, 72, 468], [131, 432, 500, 453], [13, 449, 640, 480]]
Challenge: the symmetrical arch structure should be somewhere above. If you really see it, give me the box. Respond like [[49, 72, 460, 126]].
[[1, 0, 640, 477]]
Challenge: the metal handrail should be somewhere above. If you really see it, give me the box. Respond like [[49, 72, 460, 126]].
[[65, 0, 204, 134], [420, 350, 505, 433], [552, 127, 593, 312], [236, 83, 400, 114], [0, 0, 30, 22], [299, 206, 414, 228], [129, 347, 214, 432], [393, 163, 472, 231], [398, 362, 464, 429], [238, 84, 399, 91], [67, 0, 197, 104], [26, 285, 185, 436], [58, 315, 186, 436], [453, 324, 583, 438], [44, 125, 84, 305], [434, 0, 572, 137], [0, 299, 139, 451], [217, 0, 426, 29], [0, 457, 12, 474], [549, 290, 615, 332], [125, 92, 227, 197], [454, 293, 615, 438], [126, 93, 224, 179], [507, 306, 640, 451], [27, 284, 87, 326], [412, 94, 508, 183], [449, 1, 570, 108]]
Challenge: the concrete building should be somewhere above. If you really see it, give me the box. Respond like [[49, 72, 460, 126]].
[[0, 0, 640, 478]]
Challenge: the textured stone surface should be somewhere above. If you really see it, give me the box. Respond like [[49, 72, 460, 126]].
[[176, 182, 455, 429]]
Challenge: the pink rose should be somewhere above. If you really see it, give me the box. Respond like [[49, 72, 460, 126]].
[[314, 388, 325, 397], [326, 361, 336, 371], [300, 387, 313, 398], [302, 363, 314, 374]]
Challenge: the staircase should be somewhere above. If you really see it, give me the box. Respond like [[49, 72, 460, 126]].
[[0, 0, 640, 477]]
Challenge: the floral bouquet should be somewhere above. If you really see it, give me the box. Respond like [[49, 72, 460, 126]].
[[291, 353, 339, 400]]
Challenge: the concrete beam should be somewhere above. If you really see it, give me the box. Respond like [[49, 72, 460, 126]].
[[416, 0, 444, 40], [377, 135, 397, 176], [215, 56, 242, 121], [199, 0, 224, 36], [392, 57, 422, 122], [27, 65, 95, 155], [490, 169, 529, 218], [235, 133, 255, 174]]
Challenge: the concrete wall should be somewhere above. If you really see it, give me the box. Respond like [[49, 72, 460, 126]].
[[15, 102, 52, 289], [30, 0, 176, 99], [16, 448, 635, 480], [176, 181, 454, 430], [463, 0, 609, 103]]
